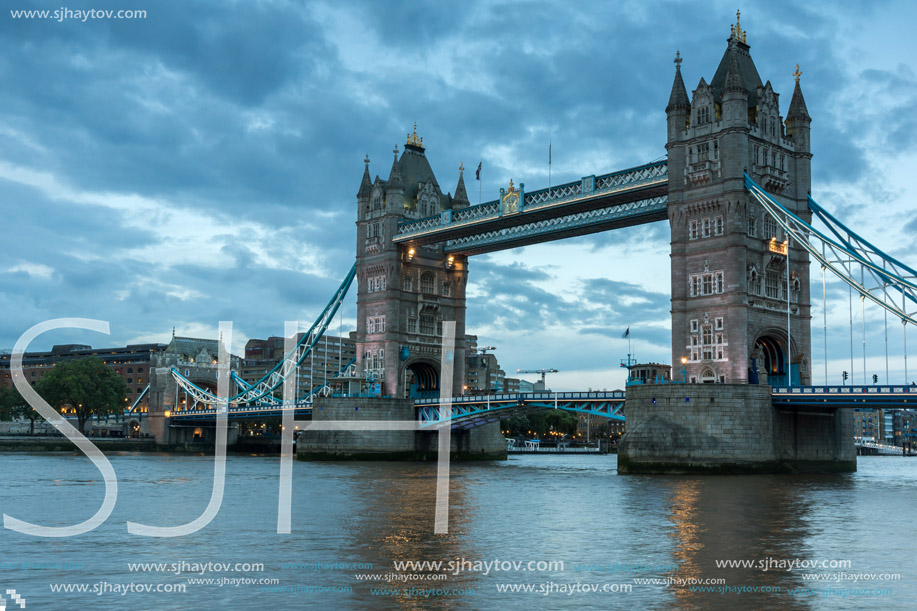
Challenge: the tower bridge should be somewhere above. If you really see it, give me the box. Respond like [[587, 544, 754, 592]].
[[153, 14, 916, 471]]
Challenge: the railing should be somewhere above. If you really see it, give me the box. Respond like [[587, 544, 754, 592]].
[[394, 160, 667, 241]]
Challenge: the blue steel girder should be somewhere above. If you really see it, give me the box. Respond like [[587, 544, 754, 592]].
[[416, 392, 626, 430], [393, 161, 668, 255], [171, 263, 356, 406], [170, 403, 313, 421], [442, 195, 667, 256], [771, 385, 917, 408], [744, 173, 917, 326]]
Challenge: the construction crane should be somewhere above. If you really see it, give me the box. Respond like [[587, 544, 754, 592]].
[[517, 368, 559, 386]]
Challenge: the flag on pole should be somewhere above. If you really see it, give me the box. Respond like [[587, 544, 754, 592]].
[[475, 161, 482, 180], [622, 327, 630, 339]]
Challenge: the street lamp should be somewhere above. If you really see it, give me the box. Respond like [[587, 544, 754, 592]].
[[681, 356, 688, 384]]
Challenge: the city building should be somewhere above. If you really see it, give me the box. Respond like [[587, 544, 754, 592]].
[[241, 333, 356, 398], [892, 410, 917, 448], [852, 407, 883, 441], [464, 335, 505, 393], [0, 342, 167, 412]]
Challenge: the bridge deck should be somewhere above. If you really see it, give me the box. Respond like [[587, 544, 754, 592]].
[[393, 161, 668, 255]]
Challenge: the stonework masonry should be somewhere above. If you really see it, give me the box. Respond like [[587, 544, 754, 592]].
[[619, 384, 855, 473], [666, 26, 813, 386]]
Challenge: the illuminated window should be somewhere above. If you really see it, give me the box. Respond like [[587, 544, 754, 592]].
[[764, 214, 778, 239]]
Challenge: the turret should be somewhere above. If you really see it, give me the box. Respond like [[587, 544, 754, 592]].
[[666, 51, 690, 142], [453, 163, 470, 210], [385, 145, 404, 210], [785, 64, 811, 152], [721, 49, 748, 125]]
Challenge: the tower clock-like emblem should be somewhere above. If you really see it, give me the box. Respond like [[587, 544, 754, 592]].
[[501, 179, 520, 215]]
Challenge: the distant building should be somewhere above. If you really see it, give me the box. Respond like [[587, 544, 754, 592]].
[[241, 333, 356, 398], [852, 407, 883, 441], [464, 335, 505, 393], [892, 410, 917, 448], [0, 342, 167, 412]]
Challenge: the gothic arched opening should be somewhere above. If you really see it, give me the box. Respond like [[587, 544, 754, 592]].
[[754, 335, 786, 386], [406, 361, 439, 398]]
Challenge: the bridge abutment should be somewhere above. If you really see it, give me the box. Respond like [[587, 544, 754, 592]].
[[297, 396, 506, 460], [618, 384, 855, 473]]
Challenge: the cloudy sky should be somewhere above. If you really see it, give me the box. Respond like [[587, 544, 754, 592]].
[[1, 0, 916, 390]]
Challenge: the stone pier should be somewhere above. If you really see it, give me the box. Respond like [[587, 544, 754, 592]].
[[618, 384, 855, 474], [297, 396, 506, 461]]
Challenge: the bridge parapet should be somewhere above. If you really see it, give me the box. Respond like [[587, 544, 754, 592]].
[[393, 160, 667, 245], [416, 391, 626, 429], [771, 385, 916, 407]]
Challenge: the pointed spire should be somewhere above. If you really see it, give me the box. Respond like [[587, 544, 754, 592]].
[[453, 162, 469, 207], [387, 145, 403, 190], [357, 154, 372, 199], [724, 49, 745, 94], [666, 51, 690, 112], [787, 64, 810, 121]]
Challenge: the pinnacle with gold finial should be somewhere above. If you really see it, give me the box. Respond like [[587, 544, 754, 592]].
[[406, 122, 423, 148], [730, 9, 747, 43], [508, 179, 515, 192], [793, 64, 802, 84]]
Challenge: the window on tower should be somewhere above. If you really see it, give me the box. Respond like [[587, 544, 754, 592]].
[[698, 142, 710, 161], [420, 272, 435, 294]]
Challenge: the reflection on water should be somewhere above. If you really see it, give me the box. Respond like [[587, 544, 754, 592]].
[[0, 453, 914, 610]]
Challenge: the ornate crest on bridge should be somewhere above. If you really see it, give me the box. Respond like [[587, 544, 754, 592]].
[[501, 179, 520, 215]]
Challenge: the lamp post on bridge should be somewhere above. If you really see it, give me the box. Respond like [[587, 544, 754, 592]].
[[680, 356, 687, 384]]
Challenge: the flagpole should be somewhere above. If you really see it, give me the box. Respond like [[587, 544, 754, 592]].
[[548, 140, 552, 188]]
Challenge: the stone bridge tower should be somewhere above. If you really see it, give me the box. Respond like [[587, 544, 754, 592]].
[[354, 127, 468, 398], [666, 12, 813, 385]]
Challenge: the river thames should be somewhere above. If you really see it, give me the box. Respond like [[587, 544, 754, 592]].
[[1, 452, 914, 610]]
